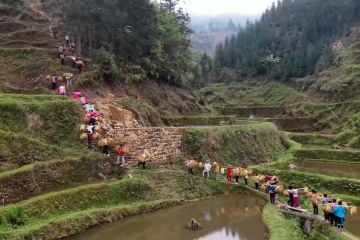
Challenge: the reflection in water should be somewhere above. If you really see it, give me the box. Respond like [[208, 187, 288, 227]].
[[203, 208, 212, 222], [347, 207, 360, 237], [199, 228, 243, 240], [68, 194, 269, 240]]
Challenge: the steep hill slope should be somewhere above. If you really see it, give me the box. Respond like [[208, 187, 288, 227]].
[[300, 26, 360, 101], [0, 0, 74, 90], [0, 0, 209, 125], [0, 94, 85, 172]]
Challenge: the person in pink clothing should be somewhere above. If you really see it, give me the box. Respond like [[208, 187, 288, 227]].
[[80, 96, 87, 105], [292, 187, 300, 208], [72, 92, 82, 100], [58, 85, 66, 95]]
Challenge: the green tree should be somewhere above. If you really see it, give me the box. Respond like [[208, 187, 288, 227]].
[[260, 54, 281, 83], [199, 53, 213, 76]]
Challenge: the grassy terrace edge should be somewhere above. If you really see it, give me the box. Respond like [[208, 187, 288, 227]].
[[0, 200, 180, 240], [181, 122, 288, 166], [0, 154, 118, 205], [262, 203, 305, 240], [0, 178, 151, 222]]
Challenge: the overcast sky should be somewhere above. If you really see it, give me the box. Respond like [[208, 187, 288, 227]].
[[180, 0, 278, 16]]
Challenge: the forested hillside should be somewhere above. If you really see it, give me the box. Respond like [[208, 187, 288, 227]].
[[300, 26, 360, 101], [214, 0, 360, 80], [41, 0, 195, 86]]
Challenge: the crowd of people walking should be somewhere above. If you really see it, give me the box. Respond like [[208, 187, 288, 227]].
[[44, 33, 356, 234], [57, 35, 84, 73], [186, 159, 356, 232]]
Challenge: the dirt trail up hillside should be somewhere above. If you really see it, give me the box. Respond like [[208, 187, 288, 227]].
[[93, 93, 141, 129]]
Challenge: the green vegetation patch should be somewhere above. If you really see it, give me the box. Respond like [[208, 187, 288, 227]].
[[0, 129, 61, 168], [288, 133, 338, 146], [1, 200, 180, 240], [0, 95, 83, 145], [0, 95, 84, 171], [197, 82, 305, 108], [0, 48, 73, 84], [309, 222, 351, 240], [0, 178, 151, 227], [263, 203, 305, 240], [0, 154, 122, 205], [182, 123, 287, 166], [121, 97, 163, 126], [343, 112, 360, 135]]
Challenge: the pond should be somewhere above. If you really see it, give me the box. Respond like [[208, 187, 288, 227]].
[[280, 160, 360, 179], [68, 194, 269, 240]]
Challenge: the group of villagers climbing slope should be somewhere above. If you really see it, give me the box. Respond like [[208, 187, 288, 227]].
[[45, 35, 152, 170]]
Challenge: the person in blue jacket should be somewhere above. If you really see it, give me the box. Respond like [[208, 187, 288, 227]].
[[268, 181, 277, 204], [332, 200, 346, 231]]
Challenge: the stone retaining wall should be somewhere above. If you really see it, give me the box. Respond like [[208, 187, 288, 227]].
[[270, 118, 318, 132], [295, 149, 360, 162], [216, 106, 287, 118], [106, 127, 185, 165], [162, 116, 236, 126]]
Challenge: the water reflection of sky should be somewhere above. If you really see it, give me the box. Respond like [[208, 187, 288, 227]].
[[198, 228, 244, 240]]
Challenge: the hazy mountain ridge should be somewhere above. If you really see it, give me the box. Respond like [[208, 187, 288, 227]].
[[190, 13, 259, 55]]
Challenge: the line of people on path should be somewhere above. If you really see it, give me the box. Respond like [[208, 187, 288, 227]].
[[55, 36, 151, 169], [83, 104, 103, 150], [311, 191, 348, 231], [48, 75, 69, 93], [187, 160, 251, 186], [186, 160, 356, 232], [261, 176, 355, 232], [102, 143, 150, 170], [47, 73, 75, 97], [58, 35, 84, 73], [80, 101, 148, 169], [77, 95, 150, 169]]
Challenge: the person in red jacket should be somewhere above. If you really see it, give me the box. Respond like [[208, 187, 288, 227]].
[[227, 165, 233, 183], [264, 175, 273, 183], [116, 145, 126, 165]]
